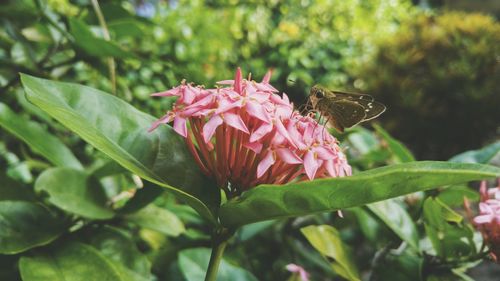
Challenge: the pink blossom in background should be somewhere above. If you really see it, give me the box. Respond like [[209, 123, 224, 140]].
[[286, 263, 310, 281], [150, 68, 351, 196], [467, 180, 500, 262]]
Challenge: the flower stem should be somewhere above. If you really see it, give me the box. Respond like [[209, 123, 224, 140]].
[[205, 228, 233, 281]]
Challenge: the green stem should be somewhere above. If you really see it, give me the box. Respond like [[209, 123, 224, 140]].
[[90, 0, 117, 95], [204, 228, 232, 281]]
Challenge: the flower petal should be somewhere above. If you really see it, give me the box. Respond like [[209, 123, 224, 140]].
[[203, 115, 223, 143], [223, 112, 249, 134], [250, 123, 273, 143], [261, 69, 272, 84], [244, 141, 263, 153], [173, 115, 187, 138], [257, 151, 275, 178], [234, 67, 242, 94], [151, 86, 182, 97], [245, 101, 270, 123], [148, 113, 174, 132], [474, 214, 493, 224], [276, 148, 302, 164], [303, 150, 319, 180]]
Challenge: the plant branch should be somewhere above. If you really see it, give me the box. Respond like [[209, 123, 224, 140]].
[[205, 228, 233, 281], [90, 0, 116, 95]]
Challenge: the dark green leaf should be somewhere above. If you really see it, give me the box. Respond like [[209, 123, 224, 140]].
[[449, 141, 500, 164], [35, 168, 114, 219], [220, 161, 500, 227], [21, 74, 219, 224], [373, 124, 415, 163], [301, 225, 360, 281], [178, 248, 258, 281], [125, 204, 185, 237], [370, 250, 423, 281], [0, 172, 36, 202], [84, 226, 152, 279], [0, 103, 82, 169], [367, 199, 419, 250], [69, 18, 133, 59], [118, 182, 163, 214], [0, 201, 66, 254], [19, 242, 132, 281]]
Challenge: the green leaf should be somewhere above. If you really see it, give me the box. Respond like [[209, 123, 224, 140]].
[[19, 242, 131, 281], [437, 185, 479, 207], [367, 199, 419, 250], [35, 168, 114, 219], [125, 204, 185, 237], [449, 141, 500, 164], [220, 161, 500, 227], [118, 182, 163, 214], [178, 248, 258, 281], [370, 250, 423, 281], [0, 103, 82, 169], [373, 124, 415, 163], [83, 226, 152, 280], [423, 198, 474, 258], [21, 74, 219, 224], [301, 225, 360, 281], [69, 18, 133, 59], [0, 201, 66, 254], [0, 172, 36, 202]]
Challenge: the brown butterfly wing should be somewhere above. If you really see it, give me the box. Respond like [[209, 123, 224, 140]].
[[327, 100, 367, 132], [363, 100, 386, 121], [331, 91, 386, 121]]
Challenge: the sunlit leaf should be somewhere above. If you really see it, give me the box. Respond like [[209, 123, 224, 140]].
[[21, 74, 219, 224], [301, 225, 360, 281], [220, 161, 500, 227]]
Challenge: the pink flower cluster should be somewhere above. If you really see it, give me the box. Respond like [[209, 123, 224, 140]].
[[468, 180, 500, 262], [150, 68, 351, 196]]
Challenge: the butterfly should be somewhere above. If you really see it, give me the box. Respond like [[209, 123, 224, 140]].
[[308, 85, 386, 132]]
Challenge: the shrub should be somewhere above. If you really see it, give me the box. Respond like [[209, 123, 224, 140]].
[[352, 11, 500, 159]]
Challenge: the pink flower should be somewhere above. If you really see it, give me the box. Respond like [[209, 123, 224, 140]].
[[466, 180, 500, 262], [286, 263, 310, 281], [149, 68, 351, 196]]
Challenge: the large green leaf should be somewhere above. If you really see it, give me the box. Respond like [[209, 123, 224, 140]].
[[178, 248, 258, 281], [301, 225, 360, 281], [19, 242, 137, 281], [0, 103, 82, 169], [0, 201, 66, 254], [21, 74, 219, 224], [220, 161, 500, 227], [124, 204, 185, 237], [35, 168, 114, 219], [367, 200, 419, 251]]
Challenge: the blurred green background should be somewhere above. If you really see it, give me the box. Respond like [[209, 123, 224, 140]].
[[1, 0, 499, 162]]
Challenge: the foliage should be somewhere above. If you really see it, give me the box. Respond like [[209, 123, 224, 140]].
[[0, 1, 499, 280], [352, 11, 500, 159]]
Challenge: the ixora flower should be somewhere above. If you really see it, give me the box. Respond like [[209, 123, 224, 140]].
[[466, 180, 500, 262], [149, 68, 351, 197]]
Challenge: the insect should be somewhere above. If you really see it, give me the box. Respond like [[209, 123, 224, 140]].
[[308, 85, 386, 132]]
